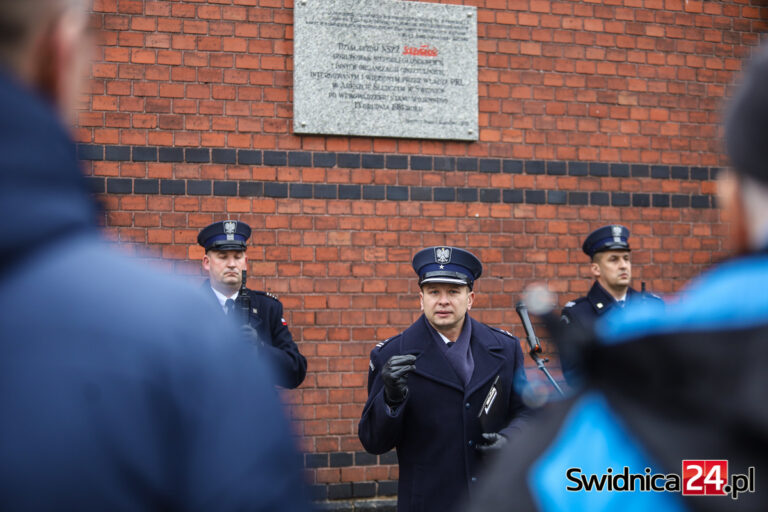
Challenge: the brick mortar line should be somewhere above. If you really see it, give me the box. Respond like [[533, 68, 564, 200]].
[[77, 144, 720, 181]]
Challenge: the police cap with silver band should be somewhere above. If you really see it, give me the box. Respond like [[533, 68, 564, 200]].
[[197, 220, 251, 251], [412, 247, 482, 290], [582, 224, 630, 258]]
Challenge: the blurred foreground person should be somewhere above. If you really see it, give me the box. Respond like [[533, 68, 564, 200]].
[[467, 45, 768, 512], [0, 1, 310, 510]]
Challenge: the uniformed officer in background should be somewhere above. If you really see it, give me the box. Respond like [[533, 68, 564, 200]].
[[559, 225, 662, 385], [358, 247, 530, 512], [198, 220, 307, 389]]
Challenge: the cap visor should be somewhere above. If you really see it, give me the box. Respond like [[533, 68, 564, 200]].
[[601, 244, 630, 251], [420, 277, 469, 286], [209, 243, 246, 251]]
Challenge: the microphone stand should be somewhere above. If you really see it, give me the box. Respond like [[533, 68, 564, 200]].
[[515, 301, 565, 397]]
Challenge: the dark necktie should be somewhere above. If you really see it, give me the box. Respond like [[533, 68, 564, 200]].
[[446, 341, 455, 348], [225, 298, 235, 315]]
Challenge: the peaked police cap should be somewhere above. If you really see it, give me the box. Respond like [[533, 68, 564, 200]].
[[582, 225, 631, 257], [197, 220, 251, 251], [412, 247, 482, 290]]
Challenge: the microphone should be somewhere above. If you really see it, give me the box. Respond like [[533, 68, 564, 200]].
[[515, 284, 565, 397]]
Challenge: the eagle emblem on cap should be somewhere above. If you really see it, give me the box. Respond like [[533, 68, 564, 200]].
[[435, 247, 451, 264], [611, 225, 622, 243], [224, 220, 236, 241]]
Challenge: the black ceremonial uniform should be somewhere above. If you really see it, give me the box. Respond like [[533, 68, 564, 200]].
[[197, 220, 306, 389], [561, 281, 662, 333], [560, 225, 663, 386], [562, 224, 662, 333], [560, 283, 663, 385], [359, 315, 529, 512], [203, 281, 307, 389]]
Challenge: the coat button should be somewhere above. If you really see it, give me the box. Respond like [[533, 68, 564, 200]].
[[465, 402, 471, 409], [468, 440, 474, 447]]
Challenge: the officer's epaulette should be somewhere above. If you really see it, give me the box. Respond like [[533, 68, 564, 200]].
[[374, 336, 396, 350], [252, 290, 280, 301], [490, 326, 516, 339], [370, 336, 398, 371]]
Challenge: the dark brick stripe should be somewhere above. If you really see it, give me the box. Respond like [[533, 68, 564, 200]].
[[304, 450, 395, 469], [90, 175, 715, 209], [78, 144, 721, 182], [304, 451, 399, 501]]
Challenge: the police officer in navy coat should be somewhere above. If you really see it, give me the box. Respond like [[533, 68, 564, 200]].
[[358, 247, 530, 512], [198, 220, 307, 388], [560, 225, 662, 385]]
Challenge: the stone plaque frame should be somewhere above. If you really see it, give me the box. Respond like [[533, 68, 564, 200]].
[[294, 0, 478, 141]]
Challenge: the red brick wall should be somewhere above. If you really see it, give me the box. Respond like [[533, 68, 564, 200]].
[[76, 0, 765, 503]]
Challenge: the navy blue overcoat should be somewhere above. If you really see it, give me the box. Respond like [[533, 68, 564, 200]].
[[203, 282, 307, 388], [359, 315, 529, 512], [560, 282, 663, 384]]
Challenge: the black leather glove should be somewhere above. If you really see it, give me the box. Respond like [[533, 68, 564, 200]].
[[381, 354, 416, 406], [240, 324, 261, 353], [475, 432, 508, 453]]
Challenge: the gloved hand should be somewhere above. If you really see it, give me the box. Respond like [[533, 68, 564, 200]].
[[475, 432, 508, 453], [381, 354, 417, 406], [240, 324, 261, 354]]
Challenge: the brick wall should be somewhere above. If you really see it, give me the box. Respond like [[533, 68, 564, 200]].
[[76, 0, 764, 504]]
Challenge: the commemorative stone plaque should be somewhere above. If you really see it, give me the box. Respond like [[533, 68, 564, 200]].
[[294, 0, 478, 141]]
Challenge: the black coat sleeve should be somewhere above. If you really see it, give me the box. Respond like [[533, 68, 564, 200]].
[[559, 303, 587, 386], [358, 342, 409, 455], [250, 293, 307, 389], [498, 333, 532, 438]]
